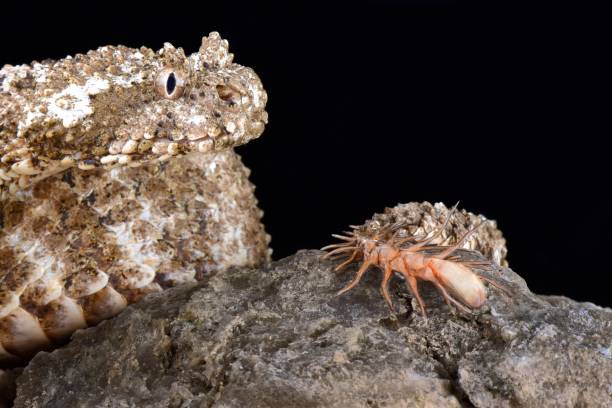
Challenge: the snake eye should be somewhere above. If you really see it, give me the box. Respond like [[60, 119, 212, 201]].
[[156, 68, 186, 99]]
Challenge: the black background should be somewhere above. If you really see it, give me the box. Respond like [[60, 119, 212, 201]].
[[2, 2, 609, 307]]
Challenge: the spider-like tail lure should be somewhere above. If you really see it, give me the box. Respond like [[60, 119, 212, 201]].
[[322, 203, 511, 317]]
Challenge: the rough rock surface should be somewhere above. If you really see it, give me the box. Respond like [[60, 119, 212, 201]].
[[12, 250, 612, 407]]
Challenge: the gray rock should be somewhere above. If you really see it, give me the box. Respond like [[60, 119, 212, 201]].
[[13, 250, 612, 407]]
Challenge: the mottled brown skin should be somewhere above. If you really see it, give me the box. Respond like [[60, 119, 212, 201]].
[[0, 33, 270, 365], [0, 32, 267, 196]]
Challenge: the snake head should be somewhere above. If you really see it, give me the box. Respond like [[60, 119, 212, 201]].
[[0, 32, 268, 194]]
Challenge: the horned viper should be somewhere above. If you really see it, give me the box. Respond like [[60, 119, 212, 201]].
[[0, 32, 270, 364]]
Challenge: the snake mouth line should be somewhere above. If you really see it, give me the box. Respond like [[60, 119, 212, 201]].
[[0, 136, 219, 195], [95, 134, 219, 167]]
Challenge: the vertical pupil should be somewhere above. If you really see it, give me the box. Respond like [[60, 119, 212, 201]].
[[166, 73, 176, 95]]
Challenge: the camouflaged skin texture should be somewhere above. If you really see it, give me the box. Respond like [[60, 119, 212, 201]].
[[0, 33, 270, 364], [0, 31, 267, 196]]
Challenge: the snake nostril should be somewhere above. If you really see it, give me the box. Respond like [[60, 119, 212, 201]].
[[216, 85, 241, 105]]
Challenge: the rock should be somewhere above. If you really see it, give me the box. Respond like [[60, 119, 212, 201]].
[[12, 250, 612, 407]]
